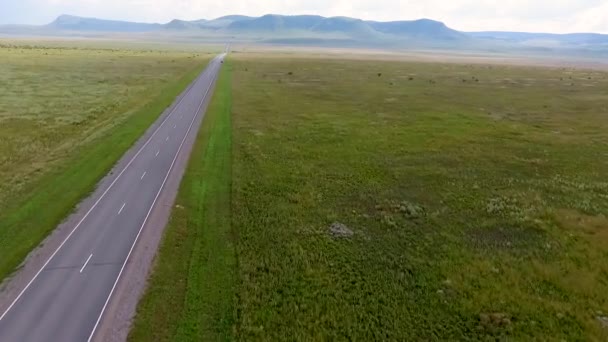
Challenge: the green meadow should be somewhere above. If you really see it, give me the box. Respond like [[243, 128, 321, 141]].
[[0, 43, 211, 282], [134, 53, 608, 340], [3, 41, 606, 340]]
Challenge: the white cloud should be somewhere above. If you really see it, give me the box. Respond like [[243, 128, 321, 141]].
[[569, 1, 608, 33], [1, 0, 606, 33]]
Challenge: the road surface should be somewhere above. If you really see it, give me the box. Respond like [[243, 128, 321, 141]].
[[0, 53, 225, 342]]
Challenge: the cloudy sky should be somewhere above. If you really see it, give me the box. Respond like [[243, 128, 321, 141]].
[[1, 0, 607, 33]]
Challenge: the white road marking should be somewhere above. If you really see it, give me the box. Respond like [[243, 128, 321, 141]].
[[87, 57, 223, 342], [141, 171, 147, 180], [0, 68, 201, 321], [173, 124, 177, 129], [79, 254, 93, 273], [118, 203, 126, 215], [166, 136, 169, 141], [0, 58, 211, 324], [156, 150, 160, 157]]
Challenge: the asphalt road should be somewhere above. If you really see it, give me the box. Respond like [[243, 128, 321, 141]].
[[0, 53, 225, 342]]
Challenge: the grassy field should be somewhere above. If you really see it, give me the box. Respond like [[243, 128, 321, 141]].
[[133, 53, 608, 340], [130, 60, 234, 341], [229, 56, 608, 340], [0, 38, 224, 52], [0, 42, 211, 282]]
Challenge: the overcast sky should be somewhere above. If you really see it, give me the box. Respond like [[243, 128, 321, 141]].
[[1, 0, 607, 33]]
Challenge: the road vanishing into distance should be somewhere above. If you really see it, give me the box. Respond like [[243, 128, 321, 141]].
[[0, 53, 226, 341]]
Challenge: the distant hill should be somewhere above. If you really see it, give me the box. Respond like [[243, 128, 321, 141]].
[[33, 13, 466, 43], [200, 15, 253, 29], [227, 14, 325, 32], [211, 15, 458, 41], [368, 19, 465, 40], [164, 19, 198, 30], [1, 14, 607, 55], [314, 17, 381, 39], [48, 14, 160, 32]]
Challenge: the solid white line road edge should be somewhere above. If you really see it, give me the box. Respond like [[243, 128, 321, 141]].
[[0, 58, 214, 323], [86, 55, 224, 342]]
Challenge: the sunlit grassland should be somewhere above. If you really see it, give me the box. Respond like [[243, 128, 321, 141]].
[[0, 42, 211, 282], [228, 54, 608, 340]]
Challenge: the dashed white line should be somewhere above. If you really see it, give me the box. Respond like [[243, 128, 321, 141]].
[[118, 203, 126, 215], [156, 150, 160, 157], [141, 171, 147, 180], [173, 124, 177, 129], [79, 254, 93, 273], [166, 136, 169, 141], [87, 54, 223, 342], [0, 59, 210, 324]]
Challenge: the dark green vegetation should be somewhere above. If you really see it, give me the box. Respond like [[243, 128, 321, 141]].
[[0, 44, 211, 282], [132, 54, 608, 340], [228, 56, 608, 340], [130, 60, 234, 341]]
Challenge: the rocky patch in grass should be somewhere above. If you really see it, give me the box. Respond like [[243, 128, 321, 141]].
[[329, 222, 354, 238]]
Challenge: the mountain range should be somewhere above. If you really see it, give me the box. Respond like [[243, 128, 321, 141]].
[[2, 14, 608, 54], [43, 14, 465, 41]]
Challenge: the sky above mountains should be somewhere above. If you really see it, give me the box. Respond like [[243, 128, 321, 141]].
[[1, 0, 607, 34]]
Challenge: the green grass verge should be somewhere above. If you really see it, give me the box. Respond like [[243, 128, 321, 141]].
[[129, 60, 235, 341], [0, 55, 209, 282]]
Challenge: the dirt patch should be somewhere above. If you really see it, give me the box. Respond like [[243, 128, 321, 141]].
[[555, 209, 608, 240], [478, 312, 513, 335]]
